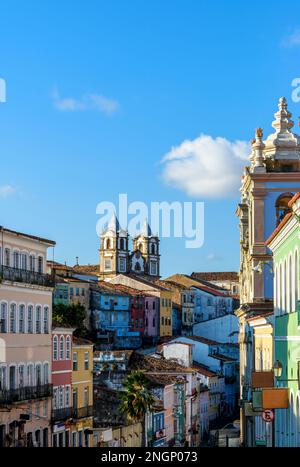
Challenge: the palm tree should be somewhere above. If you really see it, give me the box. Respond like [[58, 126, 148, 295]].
[[119, 371, 155, 447]]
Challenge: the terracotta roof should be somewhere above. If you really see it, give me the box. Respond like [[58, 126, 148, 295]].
[[184, 336, 221, 346], [73, 337, 93, 346], [72, 264, 99, 274], [164, 275, 229, 297], [192, 363, 218, 377], [91, 282, 129, 296], [47, 261, 73, 271], [57, 276, 91, 284], [1, 226, 55, 246], [288, 192, 300, 208], [192, 272, 239, 282], [145, 374, 180, 386], [265, 212, 293, 245], [115, 274, 169, 291]]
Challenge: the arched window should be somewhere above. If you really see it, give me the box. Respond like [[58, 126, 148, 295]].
[[53, 336, 58, 361], [9, 304, 16, 333], [35, 364, 42, 386], [43, 307, 49, 334], [36, 306, 41, 333], [135, 262, 141, 272], [18, 364, 25, 388], [284, 259, 287, 313], [59, 336, 65, 360], [29, 255, 35, 272], [0, 303, 7, 333], [295, 250, 299, 310], [38, 256, 43, 274], [13, 251, 20, 269], [19, 305, 25, 333], [27, 364, 34, 387], [106, 238, 111, 250], [43, 363, 49, 385], [289, 255, 293, 313], [21, 253, 27, 270], [138, 243, 143, 252], [151, 244, 156, 255], [28, 305, 33, 333], [66, 336, 71, 359], [276, 193, 293, 226], [120, 238, 125, 250], [4, 248, 10, 267]]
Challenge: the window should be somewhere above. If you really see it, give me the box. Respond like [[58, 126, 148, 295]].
[[18, 365, 25, 387], [35, 364, 42, 386], [4, 248, 10, 267], [36, 306, 41, 333], [150, 261, 157, 276], [84, 387, 89, 407], [43, 307, 49, 333], [106, 238, 111, 250], [59, 386, 64, 408], [81, 288, 85, 296], [53, 336, 58, 360], [53, 388, 58, 410], [73, 352, 78, 371], [21, 253, 27, 270], [295, 250, 299, 310], [84, 352, 89, 370], [9, 304, 16, 333], [119, 258, 126, 272], [38, 256, 43, 274], [59, 336, 65, 360], [161, 316, 164, 325], [0, 303, 7, 333], [28, 305, 33, 333], [289, 255, 293, 313], [78, 431, 83, 448], [70, 287, 74, 296], [120, 238, 125, 250], [72, 432, 77, 447], [153, 317, 155, 327], [276, 193, 293, 226], [19, 305, 25, 333], [66, 336, 71, 359], [151, 244, 156, 255], [13, 251, 20, 269], [43, 363, 49, 384], [135, 262, 141, 272], [65, 386, 71, 407], [0, 366, 7, 390], [76, 288, 79, 297], [27, 364, 34, 386], [29, 255, 35, 272], [104, 259, 112, 271]]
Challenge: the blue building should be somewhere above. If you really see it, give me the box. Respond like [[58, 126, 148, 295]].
[[90, 284, 141, 349]]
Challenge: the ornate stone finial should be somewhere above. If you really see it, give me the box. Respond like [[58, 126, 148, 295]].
[[272, 96, 294, 133], [255, 128, 263, 139]]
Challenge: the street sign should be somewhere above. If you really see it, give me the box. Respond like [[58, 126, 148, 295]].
[[262, 409, 274, 423]]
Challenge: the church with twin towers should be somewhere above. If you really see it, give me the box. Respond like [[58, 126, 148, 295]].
[[99, 214, 160, 280]]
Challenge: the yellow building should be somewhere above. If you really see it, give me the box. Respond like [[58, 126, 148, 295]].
[[159, 290, 173, 337], [70, 337, 94, 447]]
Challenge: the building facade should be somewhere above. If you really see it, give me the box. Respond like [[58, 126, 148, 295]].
[[0, 227, 55, 447], [236, 97, 300, 446]]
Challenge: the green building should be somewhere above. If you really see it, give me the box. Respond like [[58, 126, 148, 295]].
[[266, 192, 300, 447]]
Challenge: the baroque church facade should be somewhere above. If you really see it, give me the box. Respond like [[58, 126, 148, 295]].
[[99, 214, 160, 280]]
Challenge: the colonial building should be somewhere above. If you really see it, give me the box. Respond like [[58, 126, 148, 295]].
[[266, 193, 300, 447], [99, 216, 160, 280], [0, 226, 55, 447], [236, 97, 300, 446]]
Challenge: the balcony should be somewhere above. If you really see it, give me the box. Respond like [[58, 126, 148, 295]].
[[51, 406, 73, 422], [0, 384, 53, 405], [225, 376, 237, 385], [73, 405, 93, 419], [0, 266, 55, 288]]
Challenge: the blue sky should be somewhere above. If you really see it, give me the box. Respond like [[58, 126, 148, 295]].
[[1, 0, 300, 277]]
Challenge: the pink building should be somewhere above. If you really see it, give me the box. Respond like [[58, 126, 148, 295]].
[[0, 227, 55, 447], [51, 325, 74, 447], [144, 297, 159, 341]]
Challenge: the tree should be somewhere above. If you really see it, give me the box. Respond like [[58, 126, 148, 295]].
[[119, 371, 155, 447], [52, 303, 86, 333]]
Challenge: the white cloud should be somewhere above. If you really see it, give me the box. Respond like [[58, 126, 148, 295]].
[[281, 29, 300, 47], [207, 253, 223, 262], [161, 134, 250, 199], [0, 185, 16, 198], [52, 89, 119, 115]]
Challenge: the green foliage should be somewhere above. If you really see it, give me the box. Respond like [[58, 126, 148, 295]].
[[119, 371, 155, 423], [52, 303, 86, 331]]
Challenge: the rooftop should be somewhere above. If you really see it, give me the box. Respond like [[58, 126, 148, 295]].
[[165, 274, 230, 297], [192, 362, 218, 378], [191, 272, 239, 282], [129, 352, 194, 374], [1, 226, 55, 246], [73, 337, 94, 347]]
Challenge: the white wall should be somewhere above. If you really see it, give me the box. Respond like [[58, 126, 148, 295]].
[[193, 314, 239, 344]]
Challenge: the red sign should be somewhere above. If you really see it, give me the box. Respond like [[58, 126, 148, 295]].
[[262, 409, 274, 423]]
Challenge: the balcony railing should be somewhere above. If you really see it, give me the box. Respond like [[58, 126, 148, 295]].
[[0, 384, 53, 405], [51, 406, 73, 422], [0, 266, 55, 288], [73, 405, 94, 419]]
